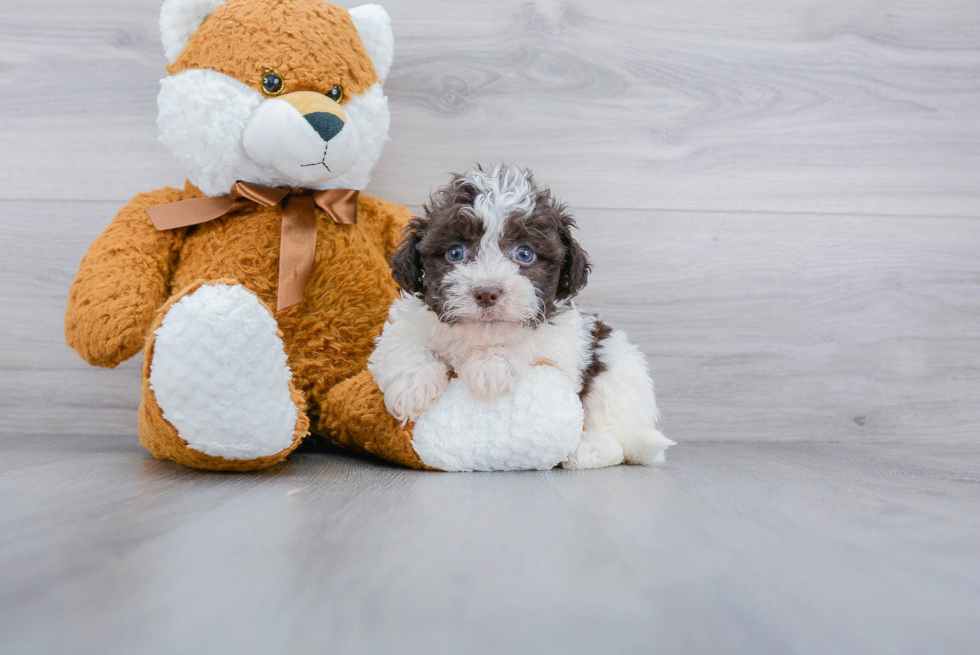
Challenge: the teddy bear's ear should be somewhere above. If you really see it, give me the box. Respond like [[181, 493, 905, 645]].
[[348, 4, 395, 82], [160, 0, 228, 64]]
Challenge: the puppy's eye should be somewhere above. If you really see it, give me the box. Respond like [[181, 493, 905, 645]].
[[326, 85, 344, 102], [262, 72, 284, 96], [513, 246, 535, 265], [446, 246, 467, 263]]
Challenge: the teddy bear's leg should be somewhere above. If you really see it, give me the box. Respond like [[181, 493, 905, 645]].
[[139, 280, 309, 471], [322, 365, 585, 472], [319, 371, 433, 470]]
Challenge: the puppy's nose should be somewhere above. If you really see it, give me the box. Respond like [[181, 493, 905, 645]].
[[473, 286, 502, 308]]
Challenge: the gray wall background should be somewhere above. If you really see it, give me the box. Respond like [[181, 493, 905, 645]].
[[2, 0, 978, 444]]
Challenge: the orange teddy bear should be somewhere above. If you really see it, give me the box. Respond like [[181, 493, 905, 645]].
[[66, 0, 426, 471]]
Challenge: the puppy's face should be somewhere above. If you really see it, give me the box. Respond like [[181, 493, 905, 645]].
[[391, 166, 591, 326]]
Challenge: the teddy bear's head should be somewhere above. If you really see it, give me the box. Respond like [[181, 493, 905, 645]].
[[157, 0, 393, 196]]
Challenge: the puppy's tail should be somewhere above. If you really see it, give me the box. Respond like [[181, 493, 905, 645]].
[[626, 428, 676, 464]]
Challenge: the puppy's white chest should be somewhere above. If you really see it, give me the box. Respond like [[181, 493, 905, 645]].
[[432, 308, 593, 393]]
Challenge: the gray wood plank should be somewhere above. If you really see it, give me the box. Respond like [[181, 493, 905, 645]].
[[1, 0, 979, 216], [3, 199, 979, 443], [1, 440, 978, 654]]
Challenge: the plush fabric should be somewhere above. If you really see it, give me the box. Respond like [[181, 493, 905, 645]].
[[348, 4, 394, 81], [158, 69, 391, 195], [160, 0, 227, 63], [149, 282, 300, 460], [411, 366, 584, 472], [323, 371, 432, 470], [66, 182, 410, 470], [138, 279, 310, 472], [65, 187, 190, 368], [169, 0, 379, 99]]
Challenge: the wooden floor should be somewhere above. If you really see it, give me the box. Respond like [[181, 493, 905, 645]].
[[2, 0, 980, 652], [1, 439, 978, 654]]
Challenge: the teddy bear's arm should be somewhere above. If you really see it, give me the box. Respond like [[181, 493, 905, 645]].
[[358, 194, 413, 258], [65, 187, 189, 368]]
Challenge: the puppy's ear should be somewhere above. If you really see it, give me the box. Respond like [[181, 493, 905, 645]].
[[557, 211, 592, 299], [390, 217, 427, 295]]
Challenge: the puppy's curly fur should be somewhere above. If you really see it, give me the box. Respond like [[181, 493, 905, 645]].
[[368, 165, 673, 468]]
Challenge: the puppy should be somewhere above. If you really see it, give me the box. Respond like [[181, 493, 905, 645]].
[[368, 165, 674, 468]]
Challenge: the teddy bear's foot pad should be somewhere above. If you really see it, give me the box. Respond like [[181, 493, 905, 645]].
[[149, 283, 300, 460], [411, 365, 584, 472]]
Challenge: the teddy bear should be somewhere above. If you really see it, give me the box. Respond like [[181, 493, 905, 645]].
[[65, 0, 426, 471]]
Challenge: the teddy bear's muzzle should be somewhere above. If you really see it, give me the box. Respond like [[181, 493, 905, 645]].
[[242, 91, 362, 185], [274, 91, 348, 143]]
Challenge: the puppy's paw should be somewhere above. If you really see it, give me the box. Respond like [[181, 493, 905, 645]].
[[562, 430, 625, 469], [562, 440, 603, 469], [382, 362, 450, 423], [456, 354, 522, 401]]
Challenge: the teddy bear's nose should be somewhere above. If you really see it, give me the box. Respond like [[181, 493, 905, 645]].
[[305, 112, 345, 142]]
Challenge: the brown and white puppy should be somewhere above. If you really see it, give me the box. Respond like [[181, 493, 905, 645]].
[[368, 165, 673, 468]]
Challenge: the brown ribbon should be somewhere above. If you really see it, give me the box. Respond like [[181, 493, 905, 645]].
[[146, 181, 359, 311]]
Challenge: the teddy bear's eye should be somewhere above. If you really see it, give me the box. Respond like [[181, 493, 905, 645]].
[[262, 72, 284, 96], [326, 85, 344, 103]]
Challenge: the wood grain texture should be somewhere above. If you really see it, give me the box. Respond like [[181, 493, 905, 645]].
[[3, 200, 979, 443], [0, 0, 979, 215], [1, 440, 978, 654]]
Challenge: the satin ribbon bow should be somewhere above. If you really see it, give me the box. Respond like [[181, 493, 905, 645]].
[[146, 181, 359, 311]]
